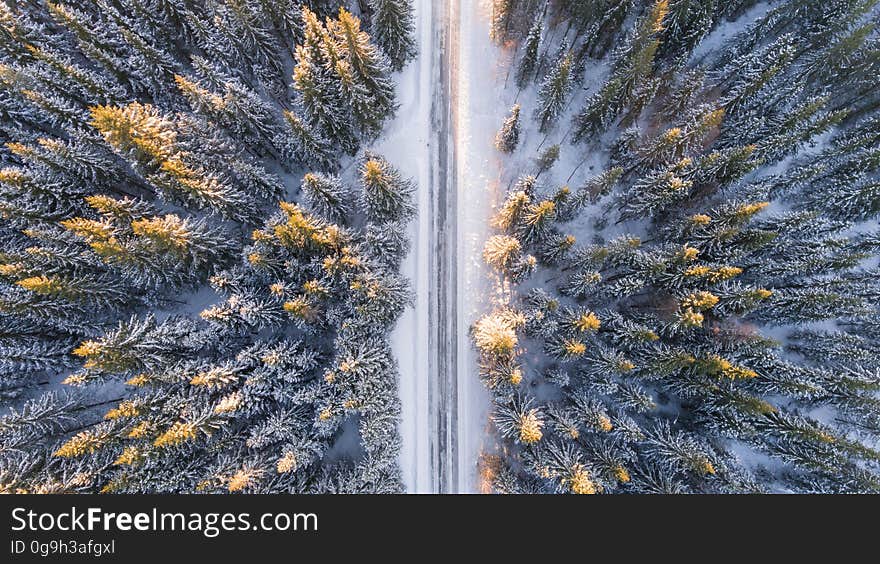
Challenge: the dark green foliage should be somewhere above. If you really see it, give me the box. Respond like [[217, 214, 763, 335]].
[[369, 0, 417, 71], [535, 144, 560, 174]]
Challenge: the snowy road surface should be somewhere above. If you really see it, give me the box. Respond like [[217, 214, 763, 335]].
[[383, 0, 499, 493]]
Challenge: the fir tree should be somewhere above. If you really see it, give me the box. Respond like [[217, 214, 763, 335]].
[[293, 7, 358, 154], [332, 8, 397, 136], [535, 144, 560, 175], [572, 0, 669, 141], [279, 109, 335, 170], [494, 104, 521, 153], [515, 15, 542, 89], [359, 152, 415, 223], [301, 172, 352, 223], [368, 0, 417, 71], [535, 44, 574, 133]]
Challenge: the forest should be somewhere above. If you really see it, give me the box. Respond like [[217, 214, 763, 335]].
[[477, 0, 880, 493], [0, 0, 417, 493]]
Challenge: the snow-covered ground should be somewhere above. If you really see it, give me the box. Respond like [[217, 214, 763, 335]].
[[375, 0, 433, 493]]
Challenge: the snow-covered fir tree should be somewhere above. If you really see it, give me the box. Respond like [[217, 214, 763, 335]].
[[368, 0, 417, 71], [495, 104, 522, 153]]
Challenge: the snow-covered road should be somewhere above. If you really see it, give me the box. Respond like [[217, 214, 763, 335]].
[[375, 0, 433, 493], [382, 0, 501, 493], [453, 0, 505, 495]]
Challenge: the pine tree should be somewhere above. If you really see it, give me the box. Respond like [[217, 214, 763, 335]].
[[365, 220, 410, 271], [572, 0, 669, 141], [89, 102, 177, 167], [293, 7, 358, 153], [68, 314, 209, 379], [330, 8, 397, 137], [515, 15, 542, 89], [483, 234, 529, 277], [535, 44, 574, 133], [23, 44, 126, 105], [151, 156, 256, 222], [174, 67, 282, 155], [588, 166, 626, 205], [660, 0, 719, 58], [368, 0, 417, 71], [492, 394, 543, 444], [490, 0, 541, 43], [14, 271, 132, 311], [620, 165, 693, 220], [718, 34, 797, 114], [359, 153, 415, 223], [490, 0, 516, 43], [301, 172, 351, 223], [279, 109, 335, 170], [535, 144, 560, 175], [129, 214, 235, 274], [494, 104, 521, 153]]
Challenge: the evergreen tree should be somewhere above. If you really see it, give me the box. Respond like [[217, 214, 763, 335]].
[[359, 152, 415, 223], [490, 0, 516, 43], [331, 8, 397, 137], [572, 0, 669, 141], [301, 172, 352, 223], [293, 7, 358, 153], [490, 0, 541, 43], [535, 144, 560, 175], [535, 44, 574, 133], [515, 15, 542, 89], [368, 0, 417, 71], [279, 109, 335, 170], [89, 102, 177, 167], [494, 104, 521, 153], [660, 0, 720, 58], [175, 65, 283, 156], [476, 0, 880, 494]]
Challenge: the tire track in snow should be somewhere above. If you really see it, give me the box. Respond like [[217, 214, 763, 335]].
[[431, 0, 459, 494]]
